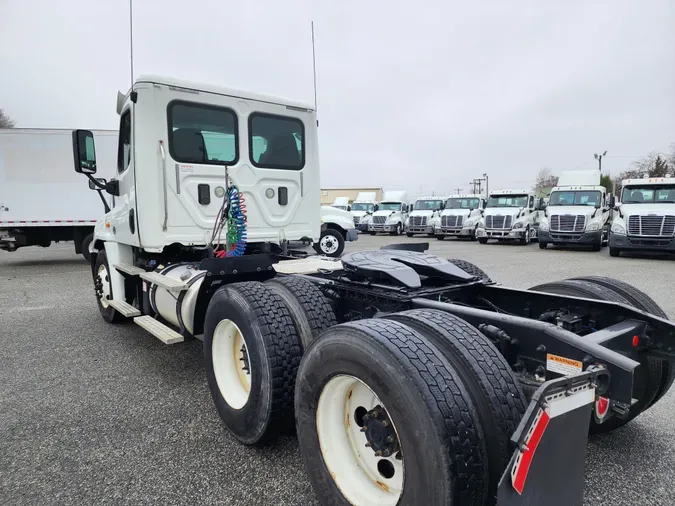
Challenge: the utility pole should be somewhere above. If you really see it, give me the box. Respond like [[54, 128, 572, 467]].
[[453, 187, 463, 194], [471, 173, 489, 197], [594, 151, 607, 171]]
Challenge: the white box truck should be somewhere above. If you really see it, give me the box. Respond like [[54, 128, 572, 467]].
[[537, 169, 611, 251], [0, 128, 116, 259], [609, 175, 675, 257]]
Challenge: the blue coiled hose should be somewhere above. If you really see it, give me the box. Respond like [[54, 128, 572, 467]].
[[226, 186, 247, 257]]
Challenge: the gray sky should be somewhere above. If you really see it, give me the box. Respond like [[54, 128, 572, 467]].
[[2, 0, 674, 197]]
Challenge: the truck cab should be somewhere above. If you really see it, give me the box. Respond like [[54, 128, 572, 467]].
[[432, 194, 486, 240], [405, 196, 447, 237], [350, 191, 378, 232], [609, 176, 675, 257], [368, 191, 408, 236], [476, 189, 539, 244], [537, 170, 611, 251], [331, 196, 350, 211]]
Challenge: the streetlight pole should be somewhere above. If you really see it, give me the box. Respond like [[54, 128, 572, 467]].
[[594, 151, 607, 171], [482, 172, 489, 198]]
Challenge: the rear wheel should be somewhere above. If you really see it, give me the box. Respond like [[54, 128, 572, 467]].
[[93, 250, 124, 323], [569, 276, 673, 408], [529, 279, 663, 434], [265, 276, 336, 350], [295, 319, 488, 506], [385, 310, 527, 501], [203, 282, 302, 445]]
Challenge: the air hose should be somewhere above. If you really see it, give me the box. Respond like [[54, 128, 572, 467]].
[[223, 186, 247, 257]]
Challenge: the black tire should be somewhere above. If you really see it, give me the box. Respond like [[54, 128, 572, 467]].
[[539, 241, 547, 249], [370, 231, 376, 235], [528, 279, 663, 434], [448, 258, 492, 282], [265, 276, 337, 351], [385, 310, 527, 502], [478, 237, 488, 244], [436, 234, 445, 240], [569, 276, 674, 407], [609, 246, 621, 257], [81, 233, 94, 263], [470, 229, 477, 241], [296, 319, 488, 506], [406, 232, 413, 237], [519, 227, 529, 245], [93, 250, 125, 323], [390, 223, 401, 236], [427, 233, 435, 238], [314, 229, 345, 257], [203, 282, 302, 445], [591, 242, 602, 252]]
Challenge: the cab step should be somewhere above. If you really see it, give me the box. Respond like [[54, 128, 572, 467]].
[[108, 299, 141, 317], [134, 316, 184, 345], [139, 271, 187, 293], [114, 263, 146, 276]]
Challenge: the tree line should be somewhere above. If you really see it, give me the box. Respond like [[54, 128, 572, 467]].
[[0, 109, 15, 128], [535, 145, 675, 196]]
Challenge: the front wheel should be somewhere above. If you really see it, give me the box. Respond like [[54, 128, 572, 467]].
[[392, 223, 402, 236], [314, 229, 345, 257], [609, 246, 621, 257], [519, 227, 529, 245], [478, 237, 488, 244], [81, 233, 94, 263], [93, 250, 124, 323], [539, 241, 547, 249], [295, 319, 488, 506], [406, 232, 413, 237], [436, 235, 445, 241]]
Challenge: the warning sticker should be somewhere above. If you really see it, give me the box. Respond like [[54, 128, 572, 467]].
[[546, 353, 583, 377]]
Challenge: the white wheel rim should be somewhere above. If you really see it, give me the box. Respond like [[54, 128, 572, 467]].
[[212, 319, 252, 409], [317, 375, 404, 505], [97, 264, 111, 308], [320, 234, 339, 255]]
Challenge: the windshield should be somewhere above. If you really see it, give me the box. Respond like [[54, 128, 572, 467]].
[[549, 190, 602, 207], [622, 185, 675, 204], [379, 202, 402, 211], [351, 202, 374, 212], [413, 200, 443, 211], [445, 198, 480, 209], [332, 205, 348, 210], [486, 195, 528, 208]]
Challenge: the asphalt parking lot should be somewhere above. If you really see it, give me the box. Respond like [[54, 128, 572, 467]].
[[1, 236, 674, 506]]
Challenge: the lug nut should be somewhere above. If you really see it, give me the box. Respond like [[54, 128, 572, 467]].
[[386, 436, 394, 443], [375, 450, 383, 457]]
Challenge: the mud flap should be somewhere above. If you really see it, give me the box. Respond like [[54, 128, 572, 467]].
[[497, 369, 607, 506]]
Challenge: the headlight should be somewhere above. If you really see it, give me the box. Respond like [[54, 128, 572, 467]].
[[513, 221, 525, 229], [586, 222, 601, 231], [612, 223, 626, 234], [464, 218, 476, 227], [539, 221, 549, 231]]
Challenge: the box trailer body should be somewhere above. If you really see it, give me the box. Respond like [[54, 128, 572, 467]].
[[538, 169, 611, 251], [0, 128, 116, 257]]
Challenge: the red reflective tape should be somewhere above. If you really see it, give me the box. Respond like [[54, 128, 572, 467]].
[[513, 410, 550, 495]]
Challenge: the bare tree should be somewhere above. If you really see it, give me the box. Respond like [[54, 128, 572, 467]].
[[0, 109, 15, 128], [534, 167, 558, 194], [668, 142, 675, 170]]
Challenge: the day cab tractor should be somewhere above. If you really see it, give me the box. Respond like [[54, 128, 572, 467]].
[[74, 75, 675, 506], [432, 193, 486, 241], [476, 189, 541, 245], [406, 195, 447, 237]]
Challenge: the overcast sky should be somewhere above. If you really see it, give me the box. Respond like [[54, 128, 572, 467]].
[[1, 0, 674, 196]]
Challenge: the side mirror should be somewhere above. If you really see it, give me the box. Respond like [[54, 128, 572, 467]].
[[89, 178, 107, 190], [374, 204, 379, 212], [72, 130, 97, 174], [482, 200, 487, 209], [608, 194, 616, 208], [347, 205, 351, 212]]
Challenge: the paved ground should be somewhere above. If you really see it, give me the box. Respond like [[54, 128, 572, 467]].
[[1, 237, 674, 506]]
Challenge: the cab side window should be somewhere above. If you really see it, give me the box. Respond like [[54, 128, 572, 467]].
[[249, 113, 304, 170], [118, 110, 131, 173]]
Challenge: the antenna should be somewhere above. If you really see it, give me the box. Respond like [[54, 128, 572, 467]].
[[311, 21, 318, 125], [129, 0, 134, 88]]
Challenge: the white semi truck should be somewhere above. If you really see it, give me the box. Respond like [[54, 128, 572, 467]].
[[367, 190, 408, 235], [317, 205, 358, 257], [350, 191, 378, 232], [432, 193, 486, 240], [331, 196, 350, 210], [405, 196, 447, 237], [537, 170, 611, 251], [476, 189, 541, 244], [609, 175, 675, 257], [72, 75, 675, 506], [0, 128, 116, 260]]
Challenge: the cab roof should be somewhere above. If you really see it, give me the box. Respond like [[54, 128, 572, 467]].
[[489, 189, 530, 195], [622, 176, 675, 186]]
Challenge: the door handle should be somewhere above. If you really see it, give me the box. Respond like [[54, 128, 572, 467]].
[[278, 187, 288, 206]]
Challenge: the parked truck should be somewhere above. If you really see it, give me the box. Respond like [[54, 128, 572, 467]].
[[0, 128, 116, 260], [476, 188, 540, 244], [432, 193, 486, 240], [73, 75, 675, 506], [538, 170, 611, 251], [609, 175, 675, 257], [350, 191, 378, 232], [405, 195, 448, 237], [367, 190, 408, 235], [316, 205, 358, 257], [331, 196, 350, 211]]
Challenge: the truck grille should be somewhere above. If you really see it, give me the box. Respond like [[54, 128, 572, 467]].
[[550, 214, 586, 232], [353, 216, 360, 225], [627, 215, 675, 237], [486, 215, 512, 229], [411, 216, 427, 226], [373, 216, 387, 224], [441, 215, 463, 228]]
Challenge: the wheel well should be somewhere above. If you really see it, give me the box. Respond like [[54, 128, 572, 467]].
[[325, 223, 347, 239]]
